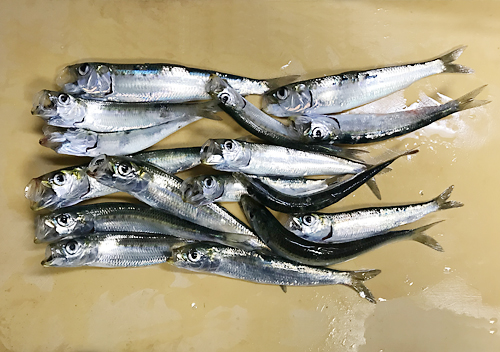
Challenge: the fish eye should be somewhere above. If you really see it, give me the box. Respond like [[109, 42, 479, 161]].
[[276, 87, 289, 100], [64, 240, 81, 255], [187, 249, 201, 262], [58, 94, 70, 105], [117, 162, 133, 176], [56, 214, 70, 226], [203, 176, 215, 188], [224, 140, 234, 151], [302, 215, 314, 226], [218, 92, 231, 105], [78, 63, 90, 76], [311, 127, 325, 140], [52, 172, 66, 186]]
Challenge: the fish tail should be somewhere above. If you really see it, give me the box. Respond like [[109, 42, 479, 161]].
[[438, 46, 474, 74], [196, 100, 223, 121], [365, 178, 382, 200], [347, 269, 381, 304], [265, 75, 301, 90], [434, 185, 464, 210], [455, 85, 490, 111], [409, 221, 445, 252]]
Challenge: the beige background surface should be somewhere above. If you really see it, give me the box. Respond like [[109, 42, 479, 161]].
[[1, 0, 499, 351]]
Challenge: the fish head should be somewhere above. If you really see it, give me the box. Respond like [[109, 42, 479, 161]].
[[87, 155, 151, 193], [39, 126, 98, 156], [200, 139, 251, 171], [32, 90, 87, 127], [261, 83, 312, 117], [284, 213, 330, 240], [289, 115, 339, 142], [25, 167, 90, 211], [57, 63, 112, 97], [181, 175, 224, 206], [169, 243, 221, 272], [35, 210, 94, 243], [41, 238, 97, 267], [206, 74, 246, 110]]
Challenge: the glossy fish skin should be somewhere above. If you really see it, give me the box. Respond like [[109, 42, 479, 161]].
[[57, 62, 298, 103], [200, 139, 366, 177], [42, 233, 190, 267], [169, 242, 381, 303], [25, 147, 201, 211], [291, 86, 489, 144], [240, 195, 443, 267], [86, 155, 260, 242], [262, 46, 473, 117], [40, 114, 203, 157], [285, 186, 463, 243], [33, 90, 220, 132], [234, 150, 417, 213]]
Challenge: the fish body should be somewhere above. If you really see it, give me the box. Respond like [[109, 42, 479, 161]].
[[33, 90, 220, 132], [200, 139, 365, 177], [285, 186, 463, 243], [291, 86, 489, 144], [42, 233, 189, 267], [262, 46, 473, 116], [57, 62, 298, 103], [169, 242, 381, 303], [25, 147, 201, 211]]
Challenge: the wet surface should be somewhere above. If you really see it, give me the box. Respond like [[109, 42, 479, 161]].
[[0, 0, 499, 351]]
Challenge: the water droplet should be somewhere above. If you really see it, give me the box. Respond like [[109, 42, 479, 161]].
[[191, 302, 197, 309], [404, 275, 413, 286], [378, 297, 387, 302], [490, 318, 497, 324], [489, 328, 497, 334], [419, 190, 424, 196], [444, 266, 452, 274], [341, 338, 346, 346]]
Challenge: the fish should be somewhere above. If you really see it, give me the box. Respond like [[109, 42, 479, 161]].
[[233, 149, 417, 213], [290, 86, 489, 144], [39, 114, 204, 157], [285, 186, 463, 243], [32, 89, 221, 132], [35, 202, 262, 251], [86, 154, 262, 242], [169, 242, 381, 303], [25, 147, 202, 211], [200, 139, 367, 177], [239, 194, 443, 267], [262, 46, 473, 116], [41, 233, 190, 267], [181, 174, 337, 206], [57, 62, 298, 103]]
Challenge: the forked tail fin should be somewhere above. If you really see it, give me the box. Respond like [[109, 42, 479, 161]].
[[409, 221, 445, 252], [439, 46, 474, 74], [455, 85, 490, 111], [434, 185, 464, 210], [347, 269, 381, 304]]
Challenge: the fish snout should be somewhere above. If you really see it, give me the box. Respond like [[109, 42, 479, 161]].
[[200, 140, 223, 165], [86, 155, 109, 178], [25, 178, 55, 210], [205, 74, 227, 96]]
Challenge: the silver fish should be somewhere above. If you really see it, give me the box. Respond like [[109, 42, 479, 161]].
[[57, 62, 298, 103], [33, 90, 220, 132], [41, 233, 190, 267], [25, 147, 201, 211], [262, 46, 473, 116], [169, 242, 381, 303], [86, 154, 261, 241], [285, 186, 462, 243], [40, 114, 203, 156], [200, 139, 366, 177], [290, 86, 489, 144]]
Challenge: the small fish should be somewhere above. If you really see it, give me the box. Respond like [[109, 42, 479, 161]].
[[86, 155, 263, 244], [240, 195, 443, 267], [41, 233, 190, 267], [262, 46, 473, 116], [200, 139, 366, 177], [35, 202, 261, 251], [290, 86, 489, 144], [57, 62, 298, 103], [39, 114, 203, 156], [25, 147, 201, 211], [234, 149, 417, 213], [169, 242, 381, 303], [285, 186, 463, 243], [32, 90, 220, 132]]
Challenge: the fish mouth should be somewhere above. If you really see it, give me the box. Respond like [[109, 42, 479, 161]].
[[34, 215, 57, 243], [56, 66, 80, 94], [200, 140, 223, 165], [31, 90, 57, 118], [86, 154, 112, 179], [286, 215, 302, 231], [41, 245, 55, 267], [205, 74, 227, 97], [25, 178, 57, 211], [181, 182, 210, 206]]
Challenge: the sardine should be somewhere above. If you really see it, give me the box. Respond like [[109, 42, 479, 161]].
[[262, 46, 473, 116], [86, 155, 261, 241], [285, 186, 462, 243], [200, 139, 366, 177], [240, 195, 443, 267], [57, 62, 298, 103], [39, 114, 203, 156], [233, 150, 417, 213], [169, 242, 381, 303], [25, 147, 201, 211], [33, 90, 220, 132], [290, 86, 489, 144], [41, 233, 190, 267]]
